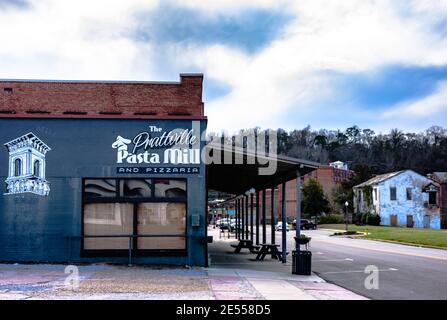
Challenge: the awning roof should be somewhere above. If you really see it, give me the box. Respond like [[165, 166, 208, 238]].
[[206, 145, 320, 195]]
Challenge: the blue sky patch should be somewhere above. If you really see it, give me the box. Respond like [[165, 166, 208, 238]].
[[134, 4, 292, 54], [0, 0, 28, 10], [203, 79, 231, 102], [337, 65, 447, 109]]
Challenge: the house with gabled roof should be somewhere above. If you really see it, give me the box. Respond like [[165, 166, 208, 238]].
[[429, 172, 447, 229], [353, 170, 442, 229]]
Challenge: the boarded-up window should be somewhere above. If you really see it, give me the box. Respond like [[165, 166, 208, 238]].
[[406, 215, 414, 228], [390, 187, 397, 201], [390, 214, 398, 227], [137, 203, 186, 250], [428, 192, 437, 205], [406, 188, 412, 201], [84, 203, 133, 250], [83, 178, 187, 253]]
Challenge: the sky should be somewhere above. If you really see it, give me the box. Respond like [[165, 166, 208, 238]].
[[1, 0, 447, 134]]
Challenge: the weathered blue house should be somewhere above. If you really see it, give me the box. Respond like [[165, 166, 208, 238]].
[[353, 170, 444, 229]]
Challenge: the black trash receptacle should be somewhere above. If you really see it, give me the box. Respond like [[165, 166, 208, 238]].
[[292, 250, 312, 275]]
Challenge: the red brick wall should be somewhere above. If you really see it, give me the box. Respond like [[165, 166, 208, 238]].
[[440, 184, 447, 217], [0, 74, 204, 117]]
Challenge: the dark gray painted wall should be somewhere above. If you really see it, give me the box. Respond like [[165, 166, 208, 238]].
[[0, 118, 207, 266]]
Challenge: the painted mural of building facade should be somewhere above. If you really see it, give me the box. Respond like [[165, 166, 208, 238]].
[[353, 170, 442, 229], [4, 132, 51, 196]]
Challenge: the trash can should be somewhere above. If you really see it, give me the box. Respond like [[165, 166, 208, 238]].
[[292, 250, 312, 275]]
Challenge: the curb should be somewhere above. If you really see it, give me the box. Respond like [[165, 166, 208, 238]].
[[359, 238, 447, 251], [320, 228, 447, 251]]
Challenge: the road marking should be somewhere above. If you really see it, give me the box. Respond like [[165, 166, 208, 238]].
[[314, 258, 354, 262], [322, 268, 398, 275], [313, 238, 447, 261], [211, 263, 292, 266]]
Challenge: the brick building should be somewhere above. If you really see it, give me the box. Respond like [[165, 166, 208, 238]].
[[258, 161, 354, 220], [430, 172, 447, 229], [0, 74, 209, 266]]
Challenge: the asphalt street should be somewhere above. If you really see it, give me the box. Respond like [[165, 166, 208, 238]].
[[209, 227, 447, 300]]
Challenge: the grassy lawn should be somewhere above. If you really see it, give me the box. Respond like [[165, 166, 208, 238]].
[[319, 224, 447, 248]]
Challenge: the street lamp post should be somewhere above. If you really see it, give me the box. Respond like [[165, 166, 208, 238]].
[[344, 201, 349, 232]]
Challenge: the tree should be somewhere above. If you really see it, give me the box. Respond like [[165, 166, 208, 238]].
[[332, 164, 373, 213], [208, 125, 447, 176], [302, 178, 330, 217]]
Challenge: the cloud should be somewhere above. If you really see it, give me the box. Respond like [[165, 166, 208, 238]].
[[382, 81, 447, 118], [179, 0, 447, 132], [0, 0, 160, 80], [1, 0, 447, 133]]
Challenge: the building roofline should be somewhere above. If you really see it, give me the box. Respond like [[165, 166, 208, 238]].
[[353, 170, 404, 189], [0, 74, 203, 85], [353, 169, 428, 189], [0, 114, 208, 121]]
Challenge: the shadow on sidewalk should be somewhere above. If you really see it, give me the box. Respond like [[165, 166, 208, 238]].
[[208, 228, 293, 274]]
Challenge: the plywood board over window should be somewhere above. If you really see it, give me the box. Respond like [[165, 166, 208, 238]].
[[137, 202, 186, 250], [390, 214, 398, 227], [82, 178, 187, 254], [84, 203, 133, 250]]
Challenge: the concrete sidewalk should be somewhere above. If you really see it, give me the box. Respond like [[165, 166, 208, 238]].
[[207, 267, 366, 300], [0, 228, 368, 300], [0, 262, 366, 300]]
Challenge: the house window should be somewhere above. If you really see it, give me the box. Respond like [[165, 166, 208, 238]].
[[82, 178, 187, 254], [406, 188, 412, 201], [390, 187, 397, 201], [428, 192, 437, 205], [33, 160, 40, 177], [14, 158, 22, 177], [373, 189, 377, 201]]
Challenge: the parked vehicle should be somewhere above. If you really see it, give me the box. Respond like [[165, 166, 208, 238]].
[[229, 219, 243, 232], [275, 221, 289, 232], [292, 219, 317, 230], [216, 218, 231, 229]]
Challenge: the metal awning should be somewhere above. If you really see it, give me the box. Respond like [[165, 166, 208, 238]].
[[206, 145, 319, 194]]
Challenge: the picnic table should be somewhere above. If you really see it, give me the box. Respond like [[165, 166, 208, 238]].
[[255, 244, 282, 261], [231, 239, 259, 253]]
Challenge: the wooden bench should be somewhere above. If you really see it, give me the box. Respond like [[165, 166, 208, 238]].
[[231, 239, 259, 253], [255, 244, 282, 260]]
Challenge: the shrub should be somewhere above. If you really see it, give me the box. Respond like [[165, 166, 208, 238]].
[[319, 214, 343, 224], [334, 230, 359, 236], [361, 212, 369, 225], [366, 213, 381, 226], [353, 212, 364, 225]]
